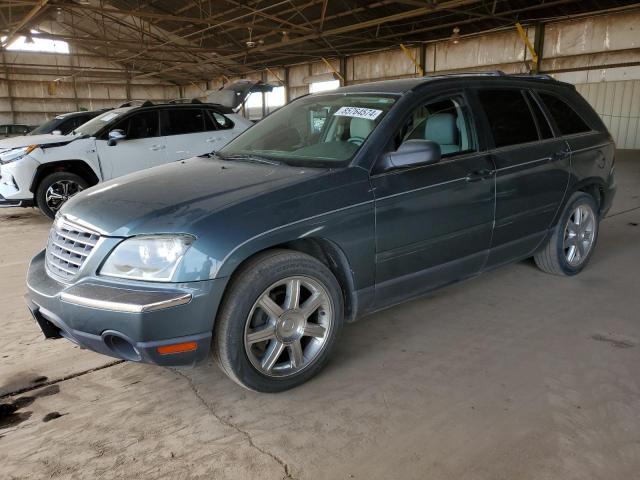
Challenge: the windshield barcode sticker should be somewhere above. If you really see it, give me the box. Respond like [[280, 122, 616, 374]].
[[334, 106, 382, 120]]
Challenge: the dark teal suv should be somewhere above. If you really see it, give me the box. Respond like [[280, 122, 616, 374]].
[[26, 73, 616, 392]]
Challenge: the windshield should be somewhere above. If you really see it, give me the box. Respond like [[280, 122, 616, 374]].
[[74, 110, 123, 137], [29, 118, 61, 135], [219, 93, 397, 167]]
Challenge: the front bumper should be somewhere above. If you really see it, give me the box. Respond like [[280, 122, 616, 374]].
[[0, 156, 38, 204], [26, 250, 228, 366]]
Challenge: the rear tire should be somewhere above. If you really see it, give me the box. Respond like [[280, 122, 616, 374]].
[[35, 171, 88, 219], [534, 192, 599, 276], [213, 249, 344, 392]]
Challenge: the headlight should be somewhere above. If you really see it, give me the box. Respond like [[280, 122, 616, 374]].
[[0, 145, 37, 164], [100, 235, 194, 282]]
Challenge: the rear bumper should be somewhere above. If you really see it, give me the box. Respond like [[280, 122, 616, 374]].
[[26, 249, 227, 366], [602, 166, 617, 218]]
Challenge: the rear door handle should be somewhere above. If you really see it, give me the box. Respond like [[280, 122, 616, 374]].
[[206, 137, 220, 143], [465, 169, 494, 182], [149, 145, 165, 151], [553, 149, 571, 160]]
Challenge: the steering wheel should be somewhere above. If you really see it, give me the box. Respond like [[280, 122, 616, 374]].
[[348, 137, 365, 146]]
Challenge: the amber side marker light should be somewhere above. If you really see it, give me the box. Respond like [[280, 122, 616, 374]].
[[157, 342, 197, 355]]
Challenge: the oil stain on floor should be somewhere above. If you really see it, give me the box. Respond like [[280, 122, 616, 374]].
[[591, 333, 636, 349]]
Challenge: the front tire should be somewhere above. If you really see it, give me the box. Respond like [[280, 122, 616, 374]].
[[35, 172, 88, 219], [213, 250, 344, 392], [534, 192, 599, 276]]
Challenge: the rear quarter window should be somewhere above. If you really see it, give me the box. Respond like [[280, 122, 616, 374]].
[[538, 92, 591, 136], [209, 110, 233, 130], [525, 91, 553, 140]]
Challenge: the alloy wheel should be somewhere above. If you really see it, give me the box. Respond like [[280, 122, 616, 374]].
[[244, 276, 333, 378], [45, 180, 83, 212], [563, 203, 596, 267]]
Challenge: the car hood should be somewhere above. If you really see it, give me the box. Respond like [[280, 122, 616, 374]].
[[0, 133, 76, 151], [62, 156, 328, 237]]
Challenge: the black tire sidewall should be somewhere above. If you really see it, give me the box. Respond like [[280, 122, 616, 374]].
[[554, 192, 599, 276], [215, 251, 344, 392], [36, 172, 89, 219]]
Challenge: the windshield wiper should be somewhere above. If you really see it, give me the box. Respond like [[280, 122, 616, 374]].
[[222, 153, 282, 166]]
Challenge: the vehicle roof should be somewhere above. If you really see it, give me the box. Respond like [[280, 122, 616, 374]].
[[336, 72, 572, 95], [54, 110, 106, 119], [118, 101, 234, 115]]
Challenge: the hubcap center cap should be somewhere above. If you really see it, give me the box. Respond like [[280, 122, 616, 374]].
[[276, 311, 305, 343]]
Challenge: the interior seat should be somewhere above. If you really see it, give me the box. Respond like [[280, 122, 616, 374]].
[[425, 113, 460, 154], [348, 117, 375, 145], [407, 112, 461, 155], [130, 117, 150, 139]]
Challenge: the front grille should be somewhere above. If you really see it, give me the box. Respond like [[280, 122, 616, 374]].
[[46, 217, 101, 281]]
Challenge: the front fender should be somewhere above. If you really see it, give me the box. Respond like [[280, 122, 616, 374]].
[[217, 198, 375, 285]]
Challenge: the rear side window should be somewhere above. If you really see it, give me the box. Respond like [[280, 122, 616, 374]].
[[476, 89, 538, 148], [210, 111, 233, 130], [525, 92, 553, 140], [164, 109, 208, 135], [538, 93, 591, 135]]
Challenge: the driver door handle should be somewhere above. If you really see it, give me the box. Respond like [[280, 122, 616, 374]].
[[465, 169, 494, 182], [149, 144, 166, 151]]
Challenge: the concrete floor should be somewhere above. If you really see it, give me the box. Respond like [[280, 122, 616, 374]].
[[1, 151, 639, 480]]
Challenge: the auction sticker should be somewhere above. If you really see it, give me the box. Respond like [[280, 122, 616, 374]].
[[334, 106, 382, 120]]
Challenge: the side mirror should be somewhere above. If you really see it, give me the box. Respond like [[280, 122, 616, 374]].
[[107, 129, 126, 146], [379, 139, 441, 172], [51, 129, 62, 136]]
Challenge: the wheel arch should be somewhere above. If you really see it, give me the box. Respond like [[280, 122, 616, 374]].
[[222, 237, 359, 323], [569, 177, 607, 215], [30, 160, 101, 195]]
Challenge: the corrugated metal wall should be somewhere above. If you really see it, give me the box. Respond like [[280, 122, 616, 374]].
[[0, 48, 182, 126], [577, 81, 640, 149]]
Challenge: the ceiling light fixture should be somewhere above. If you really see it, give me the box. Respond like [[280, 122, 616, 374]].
[[451, 26, 461, 44], [246, 27, 256, 48]]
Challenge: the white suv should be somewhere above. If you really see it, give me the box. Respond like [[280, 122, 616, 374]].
[[0, 102, 253, 218]]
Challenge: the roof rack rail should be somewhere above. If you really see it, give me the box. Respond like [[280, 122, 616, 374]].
[[424, 70, 507, 78], [423, 70, 557, 81], [511, 73, 555, 80], [118, 99, 154, 107], [166, 98, 204, 104]]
